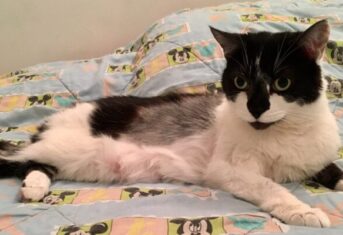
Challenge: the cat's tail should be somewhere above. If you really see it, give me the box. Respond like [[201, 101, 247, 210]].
[[0, 140, 25, 178], [0, 140, 56, 179]]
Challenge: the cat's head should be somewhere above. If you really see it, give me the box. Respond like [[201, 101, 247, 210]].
[[211, 20, 330, 130]]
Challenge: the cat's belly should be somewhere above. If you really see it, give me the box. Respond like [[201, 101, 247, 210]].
[[52, 132, 214, 184]]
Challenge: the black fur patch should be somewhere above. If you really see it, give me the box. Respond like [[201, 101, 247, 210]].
[[23, 161, 58, 179], [312, 163, 343, 189], [0, 159, 57, 179], [211, 22, 326, 121], [30, 123, 48, 143], [90, 93, 217, 142], [220, 31, 322, 105]]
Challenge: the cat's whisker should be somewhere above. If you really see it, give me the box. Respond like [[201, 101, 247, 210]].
[[227, 56, 246, 71], [238, 34, 249, 69], [274, 33, 287, 73], [276, 45, 302, 71], [274, 33, 303, 72], [274, 65, 289, 74]]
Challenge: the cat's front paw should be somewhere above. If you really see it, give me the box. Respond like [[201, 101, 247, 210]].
[[275, 205, 330, 227], [21, 171, 50, 202]]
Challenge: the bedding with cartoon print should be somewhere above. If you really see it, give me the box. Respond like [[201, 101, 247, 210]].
[[1, 0, 343, 234]]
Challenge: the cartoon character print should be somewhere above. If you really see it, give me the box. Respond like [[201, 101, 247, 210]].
[[41, 191, 76, 205], [304, 181, 321, 189], [128, 68, 146, 90], [15, 74, 40, 83], [114, 47, 131, 54], [206, 83, 222, 95], [107, 65, 121, 73], [170, 82, 222, 96], [339, 147, 343, 159], [124, 187, 164, 199], [129, 34, 149, 52], [167, 46, 196, 65], [13, 70, 27, 75], [143, 33, 165, 53], [329, 80, 342, 95], [241, 14, 264, 22], [0, 126, 18, 133], [327, 41, 343, 65], [134, 33, 168, 65], [60, 222, 108, 235], [170, 217, 217, 235], [292, 17, 312, 24], [106, 65, 132, 73], [0, 140, 26, 155], [144, 40, 157, 52], [155, 33, 165, 42], [3, 69, 28, 78], [9, 140, 26, 146], [26, 94, 52, 106], [303, 180, 331, 194], [325, 75, 343, 99]]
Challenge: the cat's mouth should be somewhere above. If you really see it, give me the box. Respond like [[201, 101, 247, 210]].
[[249, 121, 276, 130]]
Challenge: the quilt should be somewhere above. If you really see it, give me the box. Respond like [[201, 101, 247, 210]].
[[1, 0, 343, 234]]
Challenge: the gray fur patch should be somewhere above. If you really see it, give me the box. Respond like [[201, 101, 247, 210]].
[[122, 94, 223, 145]]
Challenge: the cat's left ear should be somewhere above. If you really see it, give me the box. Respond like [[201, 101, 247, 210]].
[[300, 19, 330, 60], [210, 26, 240, 56]]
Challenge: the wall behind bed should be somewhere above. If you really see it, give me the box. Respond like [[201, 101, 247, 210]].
[[0, 0, 249, 74]]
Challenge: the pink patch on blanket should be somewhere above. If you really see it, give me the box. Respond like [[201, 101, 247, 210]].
[[315, 203, 343, 226], [72, 188, 122, 204], [0, 215, 24, 235], [110, 217, 167, 235]]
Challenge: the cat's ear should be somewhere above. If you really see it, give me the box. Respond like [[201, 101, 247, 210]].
[[300, 19, 330, 60], [210, 27, 240, 55]]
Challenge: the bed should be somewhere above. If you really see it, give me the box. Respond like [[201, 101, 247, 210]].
[[1, 0, 343, 234]]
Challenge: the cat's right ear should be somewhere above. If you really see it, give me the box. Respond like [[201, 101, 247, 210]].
[[210, 27, 239, 56]]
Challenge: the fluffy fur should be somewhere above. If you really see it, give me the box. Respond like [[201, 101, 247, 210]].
[[0, 20, 342, 227]]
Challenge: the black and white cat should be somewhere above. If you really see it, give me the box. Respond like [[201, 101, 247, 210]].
[[1, 20, 342, 227]]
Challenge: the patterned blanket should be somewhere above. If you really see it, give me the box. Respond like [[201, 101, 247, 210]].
[[1, 0, 343, 234]]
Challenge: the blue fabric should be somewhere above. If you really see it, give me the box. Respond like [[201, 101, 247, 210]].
[[1, 0, 343, 234]]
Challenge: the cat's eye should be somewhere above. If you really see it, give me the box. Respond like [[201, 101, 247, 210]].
[[234, 77, 248, 90], [274, 77, 291, 91]]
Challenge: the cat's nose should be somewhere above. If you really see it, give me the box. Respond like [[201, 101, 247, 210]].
[[247, 98, 270, 119], [247, 80, 270, 119]]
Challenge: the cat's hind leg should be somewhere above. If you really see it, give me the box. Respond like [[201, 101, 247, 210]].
[[0, 140, 57, 201]]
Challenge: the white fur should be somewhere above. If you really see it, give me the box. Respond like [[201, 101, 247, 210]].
[[21, 170, 51, 201], [203, 81, 339, 227], [232, 93, 292, 124], [6, 78, 341, 227]]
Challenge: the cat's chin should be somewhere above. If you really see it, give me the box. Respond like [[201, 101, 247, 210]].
[[249, 121, 276, 130]]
